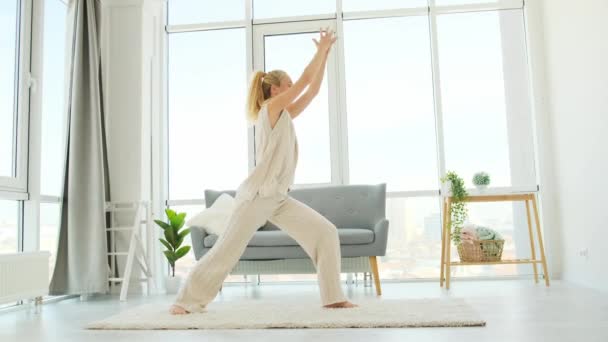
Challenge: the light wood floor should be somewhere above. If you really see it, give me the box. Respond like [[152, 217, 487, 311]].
[[1, 279, 607, 342]]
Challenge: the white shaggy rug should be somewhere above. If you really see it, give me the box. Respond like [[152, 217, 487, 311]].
[[86, 297, 485, 330]]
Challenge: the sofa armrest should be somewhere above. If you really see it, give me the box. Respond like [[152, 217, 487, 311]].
[[372, 218, 389, 256], [188, 225, 208, 261]]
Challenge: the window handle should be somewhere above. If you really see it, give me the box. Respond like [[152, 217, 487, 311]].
[[27, 73, 38, 91]]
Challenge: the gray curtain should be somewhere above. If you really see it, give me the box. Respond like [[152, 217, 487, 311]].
[[49, 0, 110, 296]]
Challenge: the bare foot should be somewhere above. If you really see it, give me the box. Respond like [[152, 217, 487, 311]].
[[169, 304, 190, 315], [323, 300, 358, 309]]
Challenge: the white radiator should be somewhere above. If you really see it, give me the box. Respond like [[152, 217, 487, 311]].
[[0, 252, 51, 305]]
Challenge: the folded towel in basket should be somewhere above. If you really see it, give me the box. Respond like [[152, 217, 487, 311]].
[[476, 226, 503, 240], [459, 224, 503, 244]]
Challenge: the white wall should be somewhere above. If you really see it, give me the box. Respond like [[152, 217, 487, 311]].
[[539, 0, 608, 291], [99, 0, 165, 294], [100, 2, 145, 204]]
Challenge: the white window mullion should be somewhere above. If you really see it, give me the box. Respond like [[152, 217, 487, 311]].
[[166, 20, 246, 34], [253, 13, 336, 26], [427, 1, 449, 238], [0, 190, 29, 201], [335, 0, 349, 186], [155, 0, 171, 281], [246, 0, 256, 173], [15, 0, 32, 194], [23, 0, 44, 253], [160, 0, 170, 212], [327, 28, 341, 186], [343, 7, 428, 21]]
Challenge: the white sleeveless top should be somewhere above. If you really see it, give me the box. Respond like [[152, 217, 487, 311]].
[[235, 103, 299, 201]]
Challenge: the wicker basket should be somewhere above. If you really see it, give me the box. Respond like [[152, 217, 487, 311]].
[[457, 240, 505, 262]]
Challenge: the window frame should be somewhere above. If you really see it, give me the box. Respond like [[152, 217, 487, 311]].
[[252, 19, 341, 188], [163, 0, 533, 208], [0, 0, 32, 196]]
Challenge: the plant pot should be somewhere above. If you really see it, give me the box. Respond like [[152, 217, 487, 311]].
[[164, 275, 183, 294], [474, 184, 488, 191]]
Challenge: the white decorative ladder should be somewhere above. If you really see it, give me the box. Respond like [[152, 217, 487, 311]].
[[105, 201, 154, 301]]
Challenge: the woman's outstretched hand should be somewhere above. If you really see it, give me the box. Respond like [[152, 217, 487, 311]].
[[313, 27, 337, 54]]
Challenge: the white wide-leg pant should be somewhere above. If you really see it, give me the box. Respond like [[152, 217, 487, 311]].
[[173, 192, 348, 313]]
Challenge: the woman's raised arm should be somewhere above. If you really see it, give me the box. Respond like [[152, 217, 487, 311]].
[[267, 28, 336, 120]]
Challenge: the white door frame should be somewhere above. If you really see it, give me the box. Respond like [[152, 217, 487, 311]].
[[251, 19, 343, 188]]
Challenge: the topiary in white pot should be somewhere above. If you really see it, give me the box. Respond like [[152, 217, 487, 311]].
[[472, 171, 491, 191]]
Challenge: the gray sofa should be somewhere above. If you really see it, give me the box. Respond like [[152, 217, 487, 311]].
[[189, 183, 389, 295]]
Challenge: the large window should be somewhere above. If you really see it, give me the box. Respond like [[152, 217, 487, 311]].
[[39, 202, 61, 281], [0, 200, 19, 254], [343, 16, 438, 192], [40, 0, 69, 197], [0, 1, 19, 178], [0, 199, 20, 310], [167, 27, 248, 278], [165, 0, 536, 281], [167, 29, 247, 201], [380, 197, 441, 279], [437, 9, 536, 188]]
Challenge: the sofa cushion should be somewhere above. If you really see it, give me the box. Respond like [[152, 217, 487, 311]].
[[186, 193, 235, 236], [203, 228, 374, 248]]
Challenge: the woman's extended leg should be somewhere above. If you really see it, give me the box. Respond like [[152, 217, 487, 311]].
[[170, 193, 281, 314], [268, 196, 356, 308]]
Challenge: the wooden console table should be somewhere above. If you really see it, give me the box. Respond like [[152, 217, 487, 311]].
[[440, 192, 550, 289]]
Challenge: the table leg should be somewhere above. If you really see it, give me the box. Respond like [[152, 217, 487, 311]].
[[446, 197, 452, 290], [525, 198, 539, 283], [440, 198, 448, 287], [532, 195, 550, 286]]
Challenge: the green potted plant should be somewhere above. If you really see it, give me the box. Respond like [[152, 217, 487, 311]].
[[472, 171, 491, 191], [440, 171, 469, 245], [154, 208, 191, 294]]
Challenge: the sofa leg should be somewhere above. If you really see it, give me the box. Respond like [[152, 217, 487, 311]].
[[369, 256, 382, 296]]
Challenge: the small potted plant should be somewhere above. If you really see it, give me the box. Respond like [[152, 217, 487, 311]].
[[440, 171, 469, 246], [472, 171, 491, 191], [154, 208, 191, 294]]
